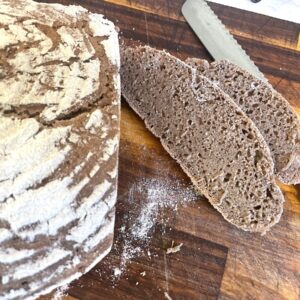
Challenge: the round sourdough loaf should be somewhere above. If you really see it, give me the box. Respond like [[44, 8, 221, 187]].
[[0, 0, 120, 299]]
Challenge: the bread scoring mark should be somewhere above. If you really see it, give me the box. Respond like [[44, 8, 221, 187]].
[[7, 248, 71, 281], [0, 118, 118, 286], [0, 247, 35, 263], [2, 215, 114, 290], [101, 136, 119, 161], [3, 232, 112, 299], [33, 180, 113, 243], [0, 228, 12, 243], [0, 11, 101, 122], [35, 22, 62, 52], [66, 182, 113, 244], [83, 213, 115, 252], [89, 164, 100, 178], [1, 176, 87, 233], [0, 123, 73, 202], [0, 103, 48, 119], [0, 4, 121, 125]]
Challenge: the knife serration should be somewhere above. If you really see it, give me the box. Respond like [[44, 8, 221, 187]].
[[182, 0, 267, 82]]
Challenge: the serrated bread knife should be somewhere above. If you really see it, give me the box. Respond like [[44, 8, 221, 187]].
[[182, 0, 267, 82]]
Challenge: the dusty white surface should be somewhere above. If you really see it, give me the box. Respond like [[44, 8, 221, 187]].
[[208, 0, 300, 24]]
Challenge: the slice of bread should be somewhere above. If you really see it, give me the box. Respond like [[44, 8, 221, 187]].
[[121, 45, 284, 233], [186, 58, 300, 184]]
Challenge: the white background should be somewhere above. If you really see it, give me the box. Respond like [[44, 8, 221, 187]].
[[208, 0, 300, 24]]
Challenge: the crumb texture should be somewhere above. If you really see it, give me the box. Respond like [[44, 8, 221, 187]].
[[121, 45, 284, 234], [186, 58, 300, 184], [0, 0, 120, 299]]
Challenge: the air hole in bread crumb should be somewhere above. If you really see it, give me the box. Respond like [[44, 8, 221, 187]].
[[235, 151, 242, 159], [266, 188, 272, 198], [225, 200, 231, 207], [223, 173, 231, 183], [254, 150, 263, 166], [160, 64, 166, 71]]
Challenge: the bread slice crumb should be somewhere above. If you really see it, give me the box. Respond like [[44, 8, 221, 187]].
[[121, 45, 284, 233], [186, 57, 300, 184]]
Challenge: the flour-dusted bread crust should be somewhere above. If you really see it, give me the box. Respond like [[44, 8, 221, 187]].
[[121, 45, 284, 233], [186, 58, 300, 184], [0, 0, 120, 299]]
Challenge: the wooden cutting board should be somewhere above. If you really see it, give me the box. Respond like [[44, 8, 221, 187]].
[[40, 1, 300, 299]]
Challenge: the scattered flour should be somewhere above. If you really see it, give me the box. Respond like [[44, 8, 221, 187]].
[[113, 268, 122, 277], [164, 291, 173, 300], [101, 178, 198, 280]]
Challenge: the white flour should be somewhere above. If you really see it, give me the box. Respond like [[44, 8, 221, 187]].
[[105, 178, 198, 279]]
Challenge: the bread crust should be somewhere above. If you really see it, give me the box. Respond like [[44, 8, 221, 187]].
[[0, 1, 120, 299]]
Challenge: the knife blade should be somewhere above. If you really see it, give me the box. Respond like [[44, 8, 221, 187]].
[[182, 0, 267, 82]]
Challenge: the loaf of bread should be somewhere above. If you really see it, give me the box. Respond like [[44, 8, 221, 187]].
[[0, 0, 120, 299], [186, 58, 300, 184], [121, 45, 284, 233]]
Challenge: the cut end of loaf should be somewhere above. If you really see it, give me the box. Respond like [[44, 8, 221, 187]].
[[121, 45, 284, 234]]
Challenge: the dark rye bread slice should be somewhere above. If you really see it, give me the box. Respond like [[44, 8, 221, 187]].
[[0, 0, 120, 299], [121, 45, 284, 233], [186, 58, 300, 184]]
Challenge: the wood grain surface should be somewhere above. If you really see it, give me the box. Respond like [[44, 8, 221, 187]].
[[39, 0, 300, 299]]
